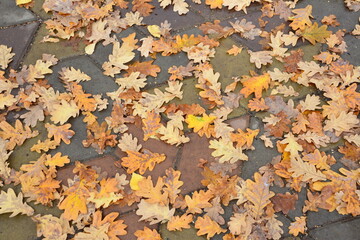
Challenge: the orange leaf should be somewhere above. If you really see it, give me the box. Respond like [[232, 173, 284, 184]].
[[289, 5, 313, 30], [134, 227, 162, 240], [240, 73, 271, 99], [135, 176, 168, 205], [120, 149, 166, 174], [227, 45, 242, 56], [44, 152, 70, 167], [163, 168, 183, 204], [185, 190, 213, 214], [230, 128, 259, 149], [289, 216, 307, 236], [0, 120, 39, 150], [195, 215, 226, 239], [132, 0, 154, 16], [92, 211, 127, 239], [167, 214, 193, 231], [248, 98, 269, 111]]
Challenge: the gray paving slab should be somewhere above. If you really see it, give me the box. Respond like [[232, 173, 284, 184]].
[[0, 21, 39, 70], [309, 217, 360, 240], [0, 0, 37, 27]]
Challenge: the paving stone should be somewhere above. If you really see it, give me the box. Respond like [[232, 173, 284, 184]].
[[309, 217, 360, 240], [0, 212, 38, 240], [176, 133, 242, 194], [343, 34, 360, 66], [306, 209, 350, 229], [89, 27, 142, 68], [211, 38, 256, 89], [140, 1, 205, 33], [226, 114, 250, 130], [146, 52, 189, 87], [120, 211, 159, 240], [0, 21, 39, 70], [114, 124, 179, 181], [160, 223, 205, 240], [0, 0, 37, 27], [297, 0, 359, 32], [23, 23, 86, 65], [240, 117, 279, 180], [46, 55, 118, 95], [29, 0, 52, 20]]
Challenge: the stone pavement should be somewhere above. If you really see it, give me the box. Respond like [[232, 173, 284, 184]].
[[0, 0, 359, 239]]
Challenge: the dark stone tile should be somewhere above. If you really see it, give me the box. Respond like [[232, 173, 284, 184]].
[[240, 117, 279, 180], [120, 211, 159, 240], [23, 23, 86, 65], [89, 27, 143, 68], [296, 0, 359, 32], [146, 52, 189, 87], [342, 34, 360, 66], [176, 133, 242, 194], [309, 217, 360, 240], [226, 115, 250, 130], [306, 209, 350, 229], [0, 0, 37, 27], [0, 22, 39, 70], [140, 0, 205, 32]]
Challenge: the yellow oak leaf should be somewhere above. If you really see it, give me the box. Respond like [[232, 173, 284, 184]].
[[121, 149, 166, 174], [130, 173, 145, 191], [0, 93, 17, 109], [185, 114, 216, 133], [240, 73, 271, 98], [31, 139, 59, 153], [205, 0, 223, 9], [301, 22, 331, 45], [147, 25, 161, 38]]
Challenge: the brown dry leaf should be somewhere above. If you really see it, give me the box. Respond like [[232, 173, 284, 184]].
[[45, 123, 75, 145], [289, 216, 307, 236], [244, 172, 275, 219], [32, 214, 74, 240], [132, 0, 154, 16], [209, 138, 248, 163], [82, 121, 117, 154], [126, 61, 161, 77], [167, 214, 193, 231], [142, 111, 162, 141], [271, 192, 298, 214], [321, 15, 340, 27], [248, 98, 269, 111], [195, 215, 226, 239], [120, 149, 166, 174]]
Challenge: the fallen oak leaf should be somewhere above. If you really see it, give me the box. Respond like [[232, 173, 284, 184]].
[[195, 215, 226, 239], [167, 214, 193, 231], [289, 216, 307, 236], [134, 227, 162, 240], [0, 188, 34, 217], [45, 123, 75, 145], [120, 149, 166, 174]]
